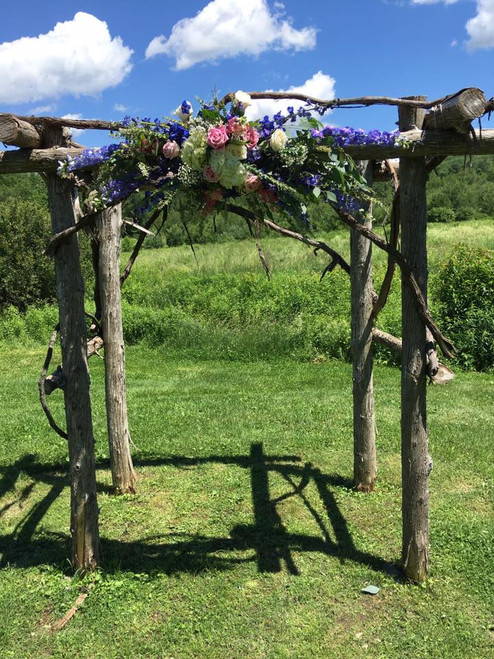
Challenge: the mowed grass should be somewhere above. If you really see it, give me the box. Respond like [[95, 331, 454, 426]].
[[0, 346, 492, 658]]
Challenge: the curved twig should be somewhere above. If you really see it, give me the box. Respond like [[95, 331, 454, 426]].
[[38, 325, 68, 440], [372, 190, 400, 320], [120, 206, 166, 286], [335, 207, 455, 358], [226, 204, 351, 275], [44, 210, 98, 257]]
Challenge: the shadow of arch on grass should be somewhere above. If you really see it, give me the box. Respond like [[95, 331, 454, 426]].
[[0, 445, 401, 580]]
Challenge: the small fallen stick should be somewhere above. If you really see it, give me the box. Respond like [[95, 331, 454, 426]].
[[51, 584, 94, 631]]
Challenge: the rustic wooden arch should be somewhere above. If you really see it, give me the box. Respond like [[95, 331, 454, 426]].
[[0, 86, 491, 580]]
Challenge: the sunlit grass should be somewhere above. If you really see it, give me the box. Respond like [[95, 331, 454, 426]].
[[0, 346, 492, 658]]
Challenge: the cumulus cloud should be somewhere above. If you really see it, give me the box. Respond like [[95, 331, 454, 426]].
[[244, 71, 336, 122], [0, 12, 133, 104], [412, 0, 494, 49], [466, 0, 494, 49], [145, 0, 316, 69]]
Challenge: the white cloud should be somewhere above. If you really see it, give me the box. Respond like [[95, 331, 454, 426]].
[[412, 0, 494, 49], [114, 103, 129, 113], [245, 71, 336, 122], [145, 0, 316, 69], [28, 104, 56, 115], [466, 0, 494, 49], [0, 12, 133, 104], [62, 113, 85, 139]]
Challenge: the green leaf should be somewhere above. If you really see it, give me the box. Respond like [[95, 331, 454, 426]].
[[312, 187, 321, 199]]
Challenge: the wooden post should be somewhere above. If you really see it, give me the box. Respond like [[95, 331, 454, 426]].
[[399, 98, 430, 583], [351, 161, 377, 491], [46, 172, 100, 571], [96, 205, 136, 494]]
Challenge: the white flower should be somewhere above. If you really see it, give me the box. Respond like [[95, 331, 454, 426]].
[[270, 128, 288, 152], [225, 143, 247, 160], [174, 101, 192, 122], [234, 90, 252, 107]]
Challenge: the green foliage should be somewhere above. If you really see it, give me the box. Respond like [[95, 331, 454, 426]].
[[427, 206, 456, 223], [427, 156, 494, 220], [433, 246, 494, 370], [0, 174, 94, 312], [0, 197, 56, 311]]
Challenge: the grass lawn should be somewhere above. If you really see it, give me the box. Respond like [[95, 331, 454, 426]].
[[0, 345, 492, 658]]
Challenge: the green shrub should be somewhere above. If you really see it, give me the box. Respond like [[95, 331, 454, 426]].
[[454, 207, 478, 223], [0, 306, 26, 341], [0, 198, 56, 310], [433, 246, 494, 370], [142, 233, 165, 249], [427, 206, 456, 223]]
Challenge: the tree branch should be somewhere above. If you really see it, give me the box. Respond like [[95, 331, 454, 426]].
[[38, 325, 68, 440], [335, 207, 455, 358], [226, 204, 351, 275]]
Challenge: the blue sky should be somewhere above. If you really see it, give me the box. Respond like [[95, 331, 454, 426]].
[[1, 0, 494, 146]]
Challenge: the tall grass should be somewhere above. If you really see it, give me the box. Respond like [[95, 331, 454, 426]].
[[0, 219, 492, 367]]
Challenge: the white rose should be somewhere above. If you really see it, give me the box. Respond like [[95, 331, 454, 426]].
[[270, 128, 288, 152], [234, 90, 252, 107], [225, 143, 247, 160]]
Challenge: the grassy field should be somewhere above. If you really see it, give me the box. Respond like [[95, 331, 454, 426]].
[[0, 219, 493, 657], [0, 345, 492, 658]]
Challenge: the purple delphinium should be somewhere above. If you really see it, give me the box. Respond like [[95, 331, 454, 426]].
[[320, 126, 400, 148], [66, 143, 123, 172]]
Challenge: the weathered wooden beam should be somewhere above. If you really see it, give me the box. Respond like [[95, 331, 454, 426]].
[[0, 114, 42, 148], [2, 127, 494, 175], [8, 114, 118, 131], [351, 161, 377, 492], [0, 146, 84, 173], [96, 204, 137, 495], [399, 98, 430, 584], [332, 128, 494, 159], [46, 171, 100, 571], [423, 87, 486, 134]]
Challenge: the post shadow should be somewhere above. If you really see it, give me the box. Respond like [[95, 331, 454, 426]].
[[0, 446, 397, 578]]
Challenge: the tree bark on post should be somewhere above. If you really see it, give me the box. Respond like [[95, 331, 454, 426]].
[[399, 98, 430, 583], [46, 173, 100, 570], [351, 161, 377, 491], [96, 204, 136, 494]]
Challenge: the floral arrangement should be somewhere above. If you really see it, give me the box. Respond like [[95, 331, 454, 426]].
[[60, 92, 406, 222]]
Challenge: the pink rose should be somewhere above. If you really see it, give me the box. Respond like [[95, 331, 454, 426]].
[[227, 117, 245, 136], [244, 126, 259, 149], [245, 174, 261, 192], [207, 125, 229, 150], [162, 141, 180, 159], [203, 165, 219, 183]]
